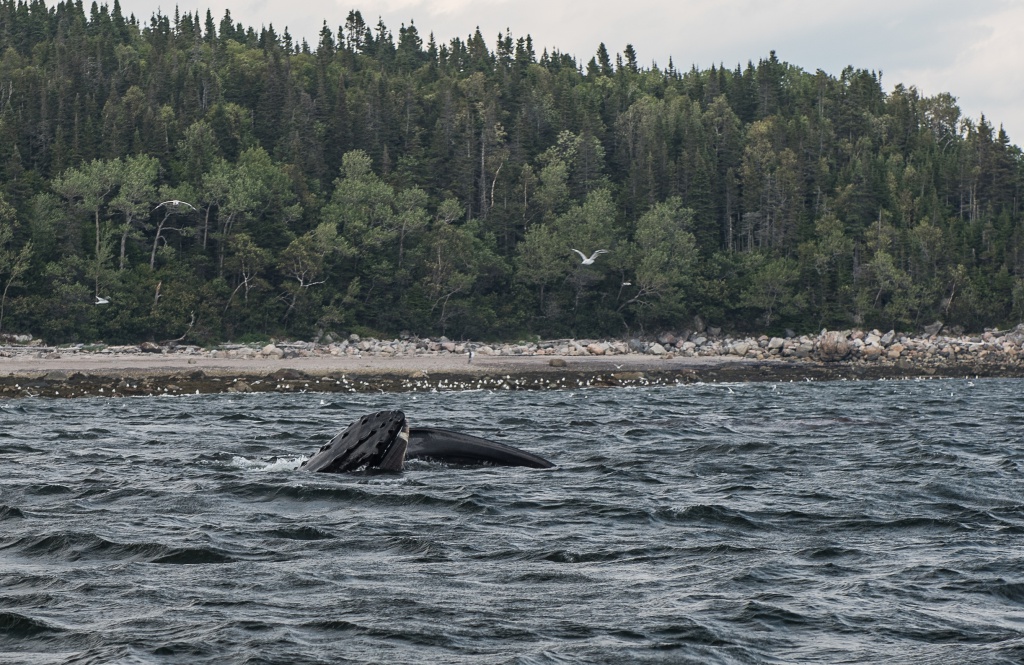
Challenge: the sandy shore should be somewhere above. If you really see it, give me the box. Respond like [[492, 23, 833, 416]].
[[1, 351, 682, 378], [2, 350, 779, 375], [0, 350, 1018, 398]]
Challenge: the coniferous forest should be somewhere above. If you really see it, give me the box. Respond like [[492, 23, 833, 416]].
[[0, 0, 1022, 345]]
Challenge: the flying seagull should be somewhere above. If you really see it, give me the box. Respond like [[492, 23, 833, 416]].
[[572, 249, 608, 265], [154, 199, 197, 212], [95, 296, 109, 305]]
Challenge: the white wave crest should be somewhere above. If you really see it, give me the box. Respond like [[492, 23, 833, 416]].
[[232, 455, 308, 472]]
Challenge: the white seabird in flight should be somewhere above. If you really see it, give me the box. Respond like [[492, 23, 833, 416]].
[[154, 199, 197, 212], [572, 249, 608, 265], [95, 296, 109, 305]]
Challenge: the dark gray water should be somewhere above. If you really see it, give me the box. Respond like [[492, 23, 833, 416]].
[[3, 379, 1024, 664]]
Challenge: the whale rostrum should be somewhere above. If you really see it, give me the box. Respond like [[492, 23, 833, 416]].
[[300, 410, 554, 473]]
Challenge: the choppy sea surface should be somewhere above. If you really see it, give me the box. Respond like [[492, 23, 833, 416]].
[[2, 379, 1024, 664]]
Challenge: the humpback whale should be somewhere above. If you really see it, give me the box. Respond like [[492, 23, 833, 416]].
[[300, 410, 555, 473]]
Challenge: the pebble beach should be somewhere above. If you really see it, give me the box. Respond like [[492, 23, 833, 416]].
[[3, 325, 1024, 398]]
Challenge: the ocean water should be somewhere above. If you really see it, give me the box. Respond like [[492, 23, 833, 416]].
[[2, 379, 1024, 664]]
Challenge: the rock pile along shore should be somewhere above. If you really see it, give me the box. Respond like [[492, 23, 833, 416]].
[[4, 325, 1024, 368], [2, 325, 1023, 398]]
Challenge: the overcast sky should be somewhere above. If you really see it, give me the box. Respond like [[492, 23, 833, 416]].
[[124, 0, 1024, 144]]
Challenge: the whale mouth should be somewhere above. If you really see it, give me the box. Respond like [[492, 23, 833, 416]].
[[300, 410, 555, 473], [300, 410, 410, 473]]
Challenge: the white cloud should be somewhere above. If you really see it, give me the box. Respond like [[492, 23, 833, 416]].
[[895, 3, 1024, 139]]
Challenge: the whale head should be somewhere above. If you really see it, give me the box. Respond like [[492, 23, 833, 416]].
[[299, 410, 410, 473]]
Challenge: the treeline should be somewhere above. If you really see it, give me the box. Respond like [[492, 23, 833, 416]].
[[0, 0, 1022, 344]]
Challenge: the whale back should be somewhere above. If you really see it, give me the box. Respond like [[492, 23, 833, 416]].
[[406, 427, 554, 469]]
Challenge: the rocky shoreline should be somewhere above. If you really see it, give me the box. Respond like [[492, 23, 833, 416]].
[[2, 325, 1023, 398]]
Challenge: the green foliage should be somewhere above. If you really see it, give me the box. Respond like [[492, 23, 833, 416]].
[[622, 197, 698, 326], [1, 1, 1023, 342], [0, 193, 32, 332], [278, 222, 351, 325], [421, 199, 504, 335], [739, 252, 806, 329]]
